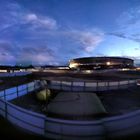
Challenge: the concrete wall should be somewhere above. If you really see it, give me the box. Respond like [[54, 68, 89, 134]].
[[47, 79, 137, 92]]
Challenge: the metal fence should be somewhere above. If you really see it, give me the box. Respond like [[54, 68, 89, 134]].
[[0, 72, 32, 77], [0, 80, 140, 139], [0, 81, 38, 101], [46, 79, 138, 92], [0, 80, 46, 135]]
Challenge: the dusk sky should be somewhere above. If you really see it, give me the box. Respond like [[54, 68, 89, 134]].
[[1, 0, 140, 65]]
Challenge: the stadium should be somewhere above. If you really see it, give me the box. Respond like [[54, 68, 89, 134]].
[[69, 57, 134, 70]]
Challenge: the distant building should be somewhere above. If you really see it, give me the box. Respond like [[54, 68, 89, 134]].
[[69, 57, 134, 70]]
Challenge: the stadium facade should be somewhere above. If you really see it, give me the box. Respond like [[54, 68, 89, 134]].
[[69, 57, 134, 70]]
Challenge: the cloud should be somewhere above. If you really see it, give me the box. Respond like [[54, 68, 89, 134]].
[[108, 32, 140, 43], [24, 13, 57, 30], [0, 40, 17, 65], [69, 29, 104, 53], [16, 44, 56, 65], [0, 1, 57, 33], [108, 33, 126, 39], [20, 45, 54, 57], [134, 47, 139, 50], [25, 13, 38, 21], [78, 31, 104, 52], [0, 40, 57, 65], [117, 7, 140, 29], [0, 1, 104, 65], [0, 40, 18, 53], [22, 28, 104, 56], [17, 52, 54, 65], [115, 6, 140, 43], [0, 1, 59, 65]]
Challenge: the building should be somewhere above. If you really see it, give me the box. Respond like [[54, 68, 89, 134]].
[[69, 57, 134, 70]]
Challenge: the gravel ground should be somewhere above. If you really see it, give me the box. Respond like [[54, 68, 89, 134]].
[[11, 89, 58, 114], [33, 70, 140, 81], [0, 74, 34, 90], [97, 86, 140, 116], [11, 85, 140, 117], [11, 91, 47, 114]]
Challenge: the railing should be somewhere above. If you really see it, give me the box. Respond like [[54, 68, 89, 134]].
[[0, 81, 38, 101], [0, 72, 32, 77], [46, 79, 137, 92], [0, 80, 140, 139], [0, 80, 46, 135], [44, 109, 140, 140]]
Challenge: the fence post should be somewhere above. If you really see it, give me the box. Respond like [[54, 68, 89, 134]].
[[97, 81, 98, 91], [118, 81, 120, 89], [27, 83, 28, 94], [5, 101, 7, 119], [34, 81, 36, 90], [107, 81, 109, 90], [16, 86, 18, 97], [4, 89, 6, 100], [83, 81, 86, 92], [47, 80, 50, 89], [128, 80, 129, 87], [71, 81, 73, 91], [44, 118, 46, 135], [60, 81, 62, 90]]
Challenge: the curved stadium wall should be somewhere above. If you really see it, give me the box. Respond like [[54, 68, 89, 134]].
[[69, 57, 134, 70]]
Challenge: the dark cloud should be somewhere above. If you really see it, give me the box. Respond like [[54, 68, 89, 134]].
[[108, 32, 140, 43], [1, 53, 8, 56], [0, 1, 115, 65], [16, 44, 57, 65], [0, 1, 59, 65], [115, 6, 140, 44], [0, 40, 19, 54], [0, 40, 57, 65], [134, 48, 139, 50], [66, 29, 104, 53], [108, 33, 127, 39], [21, 45, 54, 56]]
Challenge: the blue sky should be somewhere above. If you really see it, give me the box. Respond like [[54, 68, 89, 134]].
[[0, 0, 140, 65]]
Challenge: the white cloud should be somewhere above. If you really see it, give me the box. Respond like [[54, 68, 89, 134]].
[[0, 2, 57, 33], [0, 1, 105, 65], [25, 13, 38, 21], [24, 13, 57, 30], [69, 29, 104, 53], [78, 31, 104, 52]]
